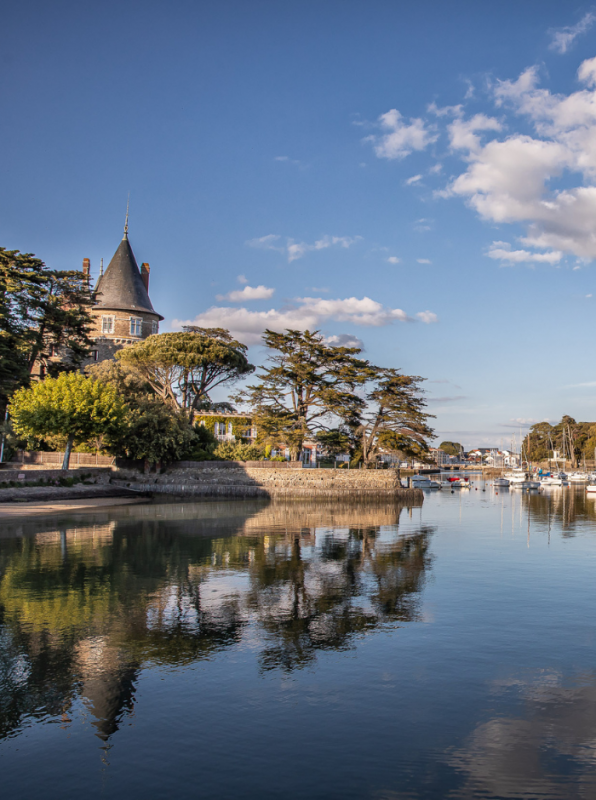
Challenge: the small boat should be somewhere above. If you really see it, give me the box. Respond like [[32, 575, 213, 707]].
[[410, 475, 440, 489], [568, 472, 590, 483], [505, 470, 540, 489], [587, 484, 596, 494], [451, 477, 472, 489], [539, 475, 567, 486], [493, 477, 510, 487]]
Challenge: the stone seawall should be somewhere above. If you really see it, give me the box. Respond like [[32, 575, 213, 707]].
[[117, 464, 422, 501]]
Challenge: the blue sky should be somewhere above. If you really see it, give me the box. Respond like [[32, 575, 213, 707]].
[[4, 1, 596, 447]]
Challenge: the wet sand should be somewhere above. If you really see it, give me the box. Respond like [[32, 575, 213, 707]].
[[0, 496, 147, 518]]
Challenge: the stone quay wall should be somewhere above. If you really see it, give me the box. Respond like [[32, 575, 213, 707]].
[[116, 463, 422, 501]]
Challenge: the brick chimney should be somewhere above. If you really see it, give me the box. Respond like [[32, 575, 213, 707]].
[[82, 258, 91, 282], [140, 262, 150, 291]]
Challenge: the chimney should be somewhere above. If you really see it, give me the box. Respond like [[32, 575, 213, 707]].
[[82, 258, 91, 283], [140, 262, 150, 292]]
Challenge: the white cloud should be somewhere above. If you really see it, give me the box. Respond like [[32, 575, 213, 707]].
[[237, 274, 248, 285], [427, 102, 463, 118], [308, 286, 330, 292], [448, 113, 502, 151], [246, 234, 285, 253], [216, 285, 275, 302], [173, 295, 436, 345], [387, 256, 400, 264], [323, 333, 365, 349], [406, 174, 423, 185], [587, 293, 593, 298], [416, 310, 438, 323], [549, 12, 596, 54], [486, 242, 562, 265], [247, 233, 361, 263], [417, 258, 432, 264], [364, 108, 437, 160]]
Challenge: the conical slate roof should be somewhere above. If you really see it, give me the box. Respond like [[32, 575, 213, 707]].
[[93, 235, 163, 319]]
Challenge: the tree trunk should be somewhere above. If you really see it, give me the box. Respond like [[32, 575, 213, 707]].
[[62, 434, 74, 470]]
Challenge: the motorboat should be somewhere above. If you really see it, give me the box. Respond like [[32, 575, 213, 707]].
[[410, 475, 440, 489], [493, 477, 510, 487], [587, 484, 596, 494], [567, 472, 590, 483], [505, 470, 540, 489], [539, 475, 567, 486], [451, 477, 472, 489]]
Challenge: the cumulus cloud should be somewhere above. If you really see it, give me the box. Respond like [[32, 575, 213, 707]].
[[364, 55, 596, 262], [173, 296, 437, 345], [448, 113, 502, 151], [216, 285, 275, 302], [441, 57, 596, 259], [416, 310, 438, 323], [486, 242, 562, 265], [405, 174, 423, 185], [364, 108, 437, 160], [417, 258, 432, 264], [247, 233, 361, 263], [549, 12, 596, 54], [323, 333, 365, 349], [237, 274, 248, 285], [387, 256, 401, 264]]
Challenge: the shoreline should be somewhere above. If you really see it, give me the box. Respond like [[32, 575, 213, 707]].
[[0, 496, 149, 518]]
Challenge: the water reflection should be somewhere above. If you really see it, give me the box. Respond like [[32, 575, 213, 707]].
[[450, 671, 596, 798], [0, 498, 431, 743]]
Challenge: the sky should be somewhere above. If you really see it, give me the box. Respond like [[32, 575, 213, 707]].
[[4, 0, 596, 447]]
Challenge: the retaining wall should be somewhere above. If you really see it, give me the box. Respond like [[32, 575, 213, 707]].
[[117, 463, 420, 501]]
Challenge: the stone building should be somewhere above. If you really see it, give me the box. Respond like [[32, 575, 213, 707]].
[[87, 220, 163, 364]]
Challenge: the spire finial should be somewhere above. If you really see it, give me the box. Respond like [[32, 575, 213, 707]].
[[100, 257, 104, 276], [123, 194, 130, 239]]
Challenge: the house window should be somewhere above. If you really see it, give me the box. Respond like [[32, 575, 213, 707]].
[[102, 315, 115, 334], [130, 317, 142, 336], [227, 422, 233, 435], [151, 320, 158, 334], [92, 350, 99, 362]]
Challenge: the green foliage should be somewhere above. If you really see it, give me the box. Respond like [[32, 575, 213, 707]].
[[182, 424, 218, 461], [315, 427, 356, 457], [213, 440, 265, 461], [236, 329, 373, 460], [439, 441, 461, 457], [195, 414, 253, 439], [8, 373, 126, 464], [85, 359, 152, 400], [105, 398, 195, 466], [0, 247, 94, 408], [116, 328, 254, 410], [359, 370, 434, 466], [524, 416, 596, 466]]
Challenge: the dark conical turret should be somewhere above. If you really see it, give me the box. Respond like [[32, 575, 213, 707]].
[[93, 232, 163, 319]]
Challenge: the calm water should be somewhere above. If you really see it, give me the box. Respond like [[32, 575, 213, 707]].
[[1, 485, 596, 799]]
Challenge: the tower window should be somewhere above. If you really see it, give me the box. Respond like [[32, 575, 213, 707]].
[[102, 315, 115, 334], [130, 317, 142, 336], [151, 320, 158, 334]]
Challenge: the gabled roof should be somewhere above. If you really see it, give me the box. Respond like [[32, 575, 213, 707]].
[[93, 234, 163, 319]]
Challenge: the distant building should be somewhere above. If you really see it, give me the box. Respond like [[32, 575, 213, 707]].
[[195, 412, 257, 443], [430, 448, 450, 465]]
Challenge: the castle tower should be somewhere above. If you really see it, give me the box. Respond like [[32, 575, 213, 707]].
[[88, 220, 164, 363]]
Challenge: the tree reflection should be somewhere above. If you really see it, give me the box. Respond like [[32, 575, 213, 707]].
[[0, 499, 432, 742]]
